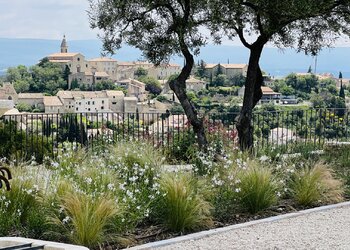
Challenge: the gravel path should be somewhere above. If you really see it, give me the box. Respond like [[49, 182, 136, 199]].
[[152, 203, 350, 250]]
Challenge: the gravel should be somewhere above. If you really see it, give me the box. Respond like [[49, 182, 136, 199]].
[[155, 203, 350, 250]]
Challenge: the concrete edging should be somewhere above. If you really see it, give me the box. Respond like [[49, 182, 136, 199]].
[[128, 201, 350, 249], [0, 237, 89, 250]]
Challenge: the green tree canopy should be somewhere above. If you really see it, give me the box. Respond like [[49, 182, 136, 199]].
[[89, 0, 212, 148], [139, 76, 162, 96], [211, 0, 350, 149], [134, 67, 148, 78]]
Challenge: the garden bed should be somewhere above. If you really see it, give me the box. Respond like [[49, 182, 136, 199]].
[[0, 141, 349, 249]]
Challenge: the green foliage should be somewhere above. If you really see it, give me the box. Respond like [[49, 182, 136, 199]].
[[195, 60, 207, 79], [156, 95, 168, 102], [229, 73, 246, 87], [212, 74, 227, 87], [339, 84, 345, 99], [62, 65, 71, 84], [289, 163, 344, 207], [155, 173, 213, 233], [16, 103, 33, 112], [94, 80, 117, 91], [165, 130, 197, 163], [236, 164, 278, 214], [134, 67, 148, 78], [0, 166, 47, 237], [57, 114, 87, 145], [139, 76, 162, 96], [170, 104, 185, 114], [6, 60, 67, 95], [0, 121, 52, 162]]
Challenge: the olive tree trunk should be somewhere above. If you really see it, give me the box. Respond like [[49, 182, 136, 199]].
[[168, 40, 208, 149], [237, 42, 264, 150]]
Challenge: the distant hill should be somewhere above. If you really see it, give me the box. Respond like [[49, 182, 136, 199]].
[[0, 38, 349, 78]]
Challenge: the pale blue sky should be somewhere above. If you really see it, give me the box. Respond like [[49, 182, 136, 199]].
[[0, 0, 97, 40], [0, 0, 349, 47]]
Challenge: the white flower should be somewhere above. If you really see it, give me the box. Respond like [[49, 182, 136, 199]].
[[119, 183, 126, 191], [235, 188, 241, 193], [62, 216, 70, 224], [85, 177, 92, 184], [259, 155, 269, 162], [51, 161, 59, 168], [107, 183, 115, 191]]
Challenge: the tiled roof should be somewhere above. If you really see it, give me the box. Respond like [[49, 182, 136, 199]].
[[89, 57, 118, 62], [48, 59, 71, 63], [220, 64, 247, 69], [204, 63, 218, 69], [117, 62, 136, 66], [124, 97, 138, 101], [261, 86, 280, 95], [18, 93, 43, 99], [43, 96, 63, 106], [94, 71, 109, 77], [186, 77, 205, 84], [105, 90, 124, 97], [205, 63, 247, 69], [48, 52, 79, 57]]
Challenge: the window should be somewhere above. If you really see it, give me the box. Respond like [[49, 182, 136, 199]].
[[76, 107, 78, 111], [102, 100, 104, 104], [112, 102, 116, 105], [87, 101, 90, 105], [88, 108, 90, 111], [77, 58, 80, 61], [92, 101, 95, 105], [101, 106, 104, 110]]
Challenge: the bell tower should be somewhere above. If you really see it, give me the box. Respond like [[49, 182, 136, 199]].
[[60, 35, 68, 53]]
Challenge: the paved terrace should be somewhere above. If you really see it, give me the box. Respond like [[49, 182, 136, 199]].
[[131, 202, 350, 250]]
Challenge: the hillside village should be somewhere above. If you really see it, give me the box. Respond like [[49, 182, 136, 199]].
[[0, 36, 349, 117]]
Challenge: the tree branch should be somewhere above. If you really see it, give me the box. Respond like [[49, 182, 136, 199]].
[[234, 27, 252, 49]]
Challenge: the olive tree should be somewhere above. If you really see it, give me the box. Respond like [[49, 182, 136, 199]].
[[89, 0, 211, 148], [211, 0, 350, 150]]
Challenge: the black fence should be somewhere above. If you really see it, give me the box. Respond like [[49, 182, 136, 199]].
[[1, 108, 349, 160]]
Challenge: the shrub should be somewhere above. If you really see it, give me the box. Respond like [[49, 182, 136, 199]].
[[236, 164, 278, 214], [165, 130, 197, 164], [289, 163, 344, 207], [0, 165, 43, 236], [106, 141, 164, 229], [155, 173, 213, 233]]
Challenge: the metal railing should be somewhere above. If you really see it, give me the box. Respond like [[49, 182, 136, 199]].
[[1, 108, 349, 161]]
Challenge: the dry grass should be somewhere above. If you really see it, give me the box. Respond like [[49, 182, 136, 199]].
[[289, 163, 344, 207], [157, 173, 213, 233], [52, 191, 119, 248], [237, 164, 278, 214]]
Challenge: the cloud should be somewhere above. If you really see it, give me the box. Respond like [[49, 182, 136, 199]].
[[0, 0, 98, 40]]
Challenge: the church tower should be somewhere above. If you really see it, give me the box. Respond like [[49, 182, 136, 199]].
[[60, 35, 68, 53]]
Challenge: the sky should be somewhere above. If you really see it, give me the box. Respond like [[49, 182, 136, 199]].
[[0, 0, 349, 47], [0, 0, 97, 40]]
